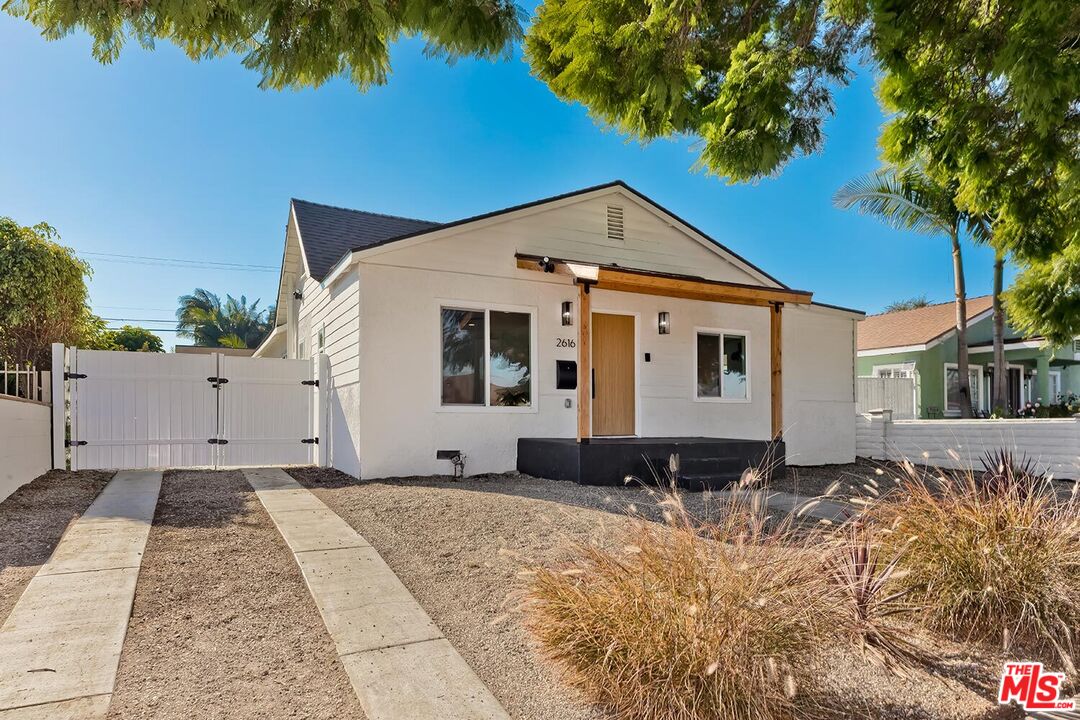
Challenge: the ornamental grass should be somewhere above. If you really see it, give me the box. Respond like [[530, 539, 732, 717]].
[[524, 470, 928, 720], [869, 457, 1080, 672]]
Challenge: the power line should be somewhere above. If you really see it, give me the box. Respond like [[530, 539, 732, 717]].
[[76, 250, 277, 273], [101, 317, 176, 323]]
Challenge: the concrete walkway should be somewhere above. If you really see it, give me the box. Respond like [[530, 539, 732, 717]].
[[243, 467, 509, 720], [0, 471, 162, 719], [715, 489, 852, 522]]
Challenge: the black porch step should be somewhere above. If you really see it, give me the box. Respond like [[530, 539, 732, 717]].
[[676, 472, 741, 491]]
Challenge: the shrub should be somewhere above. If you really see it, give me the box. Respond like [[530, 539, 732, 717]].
[[524, 483, 927, 720], [869, 460, 1080, 671]]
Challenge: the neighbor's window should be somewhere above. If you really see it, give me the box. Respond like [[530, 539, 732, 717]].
[[696, 331, 748, 400], [945, 364, 981, 414], [441, 307, 532, 407]]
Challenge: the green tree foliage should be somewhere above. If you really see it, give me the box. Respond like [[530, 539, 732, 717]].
[[176, 289, 272, 348], [2, 0, 523, 90], [525, 0, 860, 183], [849, 1, 1078, 344], [107, 325, 164, 352], [883, 295, 929, 313], [0, 217, 109, 368]]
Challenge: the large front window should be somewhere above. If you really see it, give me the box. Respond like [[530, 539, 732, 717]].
[[441, 306, 532, 408], [945, 363, 982, 415], [695, 330, 749, 400]]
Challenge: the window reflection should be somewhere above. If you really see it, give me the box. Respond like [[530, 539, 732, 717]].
[[489, 311, 531, 406], [441, 309, 485, 405]]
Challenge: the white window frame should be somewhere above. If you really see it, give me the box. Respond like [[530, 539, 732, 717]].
[[872, 363, 915, 379], [693, 326, 752, 403], [1049, 369, 1062, 403], [943, 362, 984, 415], [435, 300, 538, 414]]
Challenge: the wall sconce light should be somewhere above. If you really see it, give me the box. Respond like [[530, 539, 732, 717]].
[[658, 311, 670, 335], [561, 301, 573, 326]]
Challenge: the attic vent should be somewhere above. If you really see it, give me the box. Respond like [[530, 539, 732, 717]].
[[606, 205, 625, 241]]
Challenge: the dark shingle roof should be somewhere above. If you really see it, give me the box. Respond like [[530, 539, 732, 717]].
[[291, 199, 440, 280]]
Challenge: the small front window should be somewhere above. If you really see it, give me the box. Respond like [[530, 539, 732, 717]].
[[696, 330, 749, 400], [441, 306, 533, 408]]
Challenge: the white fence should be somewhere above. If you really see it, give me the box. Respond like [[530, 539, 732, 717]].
[[856, 376, 916, 419], [61, 345, 321, 470], [1, 363, 50, 404], [0, 396, 52, 502], [856, 411, 1080, 479]]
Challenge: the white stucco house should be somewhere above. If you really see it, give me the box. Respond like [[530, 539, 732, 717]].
[[255, 181, 863, 484]]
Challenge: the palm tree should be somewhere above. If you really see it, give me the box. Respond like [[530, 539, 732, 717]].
[[991, 250, 1008, 412], [176, 289, 272, 349], [835, 165, 991, 418], [884, 295, 931, 313]]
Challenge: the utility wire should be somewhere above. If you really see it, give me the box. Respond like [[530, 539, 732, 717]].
[[76, 250, 277, 272], [101, 317, 177, 323]]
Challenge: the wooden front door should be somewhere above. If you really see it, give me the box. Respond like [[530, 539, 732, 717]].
[[592, 313, 636, 436]]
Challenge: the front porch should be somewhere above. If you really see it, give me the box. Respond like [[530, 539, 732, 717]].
[[517, 436, 783, 490]]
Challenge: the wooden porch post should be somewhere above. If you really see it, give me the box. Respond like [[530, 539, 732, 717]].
[[770, 302, 783, 439], [577, 282, 591, 442]]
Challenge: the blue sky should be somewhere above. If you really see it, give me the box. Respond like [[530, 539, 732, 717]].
[[0, 13, 1004, 348]]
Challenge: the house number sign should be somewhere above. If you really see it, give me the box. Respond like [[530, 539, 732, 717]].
[[556, 338, 577, 348]]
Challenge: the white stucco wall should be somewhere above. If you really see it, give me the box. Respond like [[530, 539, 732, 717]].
[[782, 305, 858, 465], [0, 397, 51, 501], [355, 261, 778, 478], [856, 412, 1080, 479]]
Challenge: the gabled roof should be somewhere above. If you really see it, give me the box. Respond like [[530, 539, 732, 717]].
[[857, 295, 994, 351], [290, 199, 440, 281], [289, 181, 788, 288]]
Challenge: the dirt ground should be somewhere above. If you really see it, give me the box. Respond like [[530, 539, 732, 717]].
[[0, 469, 113, 622], [289, 466, 1016, 720], [106, 469, 365, 720]]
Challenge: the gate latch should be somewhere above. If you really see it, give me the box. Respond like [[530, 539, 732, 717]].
[[64, 439, 87, 447], [301, 379, 319, 387], [301, 437, 319, 444], [207, 376, 229, 386], [207, 438, 229, 445], [64, 372, 87, 380]]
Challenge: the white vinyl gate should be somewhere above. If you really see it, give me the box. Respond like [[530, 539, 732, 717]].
[[67, 349, 317, 470]]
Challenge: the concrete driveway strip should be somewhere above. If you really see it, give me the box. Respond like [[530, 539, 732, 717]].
[[0, 470, 162, 719], [243, 467, 510, 720]]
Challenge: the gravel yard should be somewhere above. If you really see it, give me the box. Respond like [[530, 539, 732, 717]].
[[106, 469, 364, 720], [0, 469, 112, 622], [289, 466, 1015, 720]]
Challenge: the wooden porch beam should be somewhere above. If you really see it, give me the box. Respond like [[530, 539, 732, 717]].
[[577, 282, 591, 443], [515, 255, 812, 307], [770, 302, 783, 439]]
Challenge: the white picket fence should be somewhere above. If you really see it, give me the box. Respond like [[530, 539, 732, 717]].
[[0, 363, 50, 404], [856, 376, 916, 419]]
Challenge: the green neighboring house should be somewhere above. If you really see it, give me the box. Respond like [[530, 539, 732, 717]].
[[857, 295, 1080, 418]]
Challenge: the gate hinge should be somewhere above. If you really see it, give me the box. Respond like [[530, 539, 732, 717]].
[[207, 438, 229, 445], [207, 376, 229, 385], [301, 437, 319, 444], [65, 439, 87, 447], [64, 372, 87, 380], [301, 379, 319, 387]]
